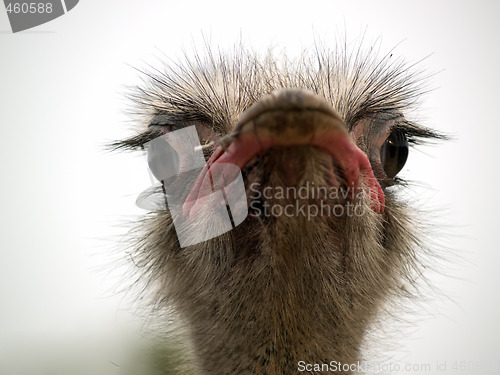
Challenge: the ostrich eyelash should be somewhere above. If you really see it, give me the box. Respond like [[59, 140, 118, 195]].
[[394, 121, 447, 146]]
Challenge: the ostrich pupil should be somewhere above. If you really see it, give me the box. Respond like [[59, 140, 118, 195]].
[[381, 130, 409, 178]]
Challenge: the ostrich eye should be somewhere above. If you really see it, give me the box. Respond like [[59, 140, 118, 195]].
[[380, 130, 409, 178]]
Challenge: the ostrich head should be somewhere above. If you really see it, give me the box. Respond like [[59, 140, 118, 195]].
[[113, 45, 443, 374]]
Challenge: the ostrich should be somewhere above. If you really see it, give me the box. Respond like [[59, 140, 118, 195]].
[[112, 44, 444, 374]]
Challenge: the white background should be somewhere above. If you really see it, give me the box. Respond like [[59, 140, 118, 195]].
[[0, 0, 499, 373]]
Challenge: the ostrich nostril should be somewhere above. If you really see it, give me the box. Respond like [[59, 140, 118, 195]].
[[235, 88, 346, 132]]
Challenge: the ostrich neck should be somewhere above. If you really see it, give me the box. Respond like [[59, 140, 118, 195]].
[[184, 218, 374, 375]]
